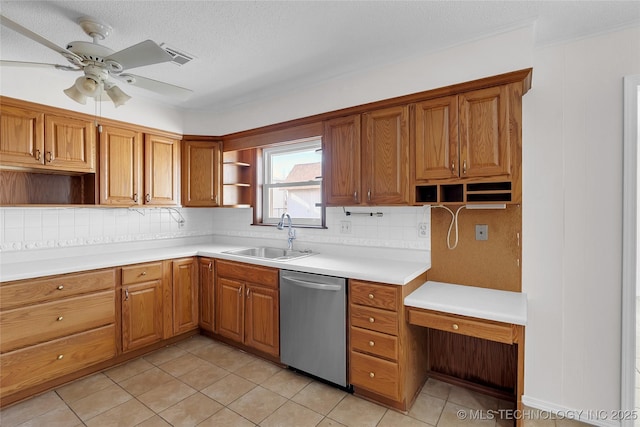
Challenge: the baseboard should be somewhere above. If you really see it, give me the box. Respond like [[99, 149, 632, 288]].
[[521, 395, 621, 427]]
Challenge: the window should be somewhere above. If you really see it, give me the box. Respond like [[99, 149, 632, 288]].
[[262, 138, 323, 226]]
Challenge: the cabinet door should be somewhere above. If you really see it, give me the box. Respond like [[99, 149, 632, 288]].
[[100, 125, 143, 205], [323, 115, 362, 205], [244, 284, 279, 357], [199, 258, 215, 333], [458, 85, 510, 178], [414, 97, 459, 180], [121, 279, 163, 352], [172, 258, 198, 335], [182, 140, 221, 207], [0, 104, 44, 167], [45, 114, 96, 172], [216, 277, 244, 343], [362, 106, 410, 205], [144, 134, 179, 206]]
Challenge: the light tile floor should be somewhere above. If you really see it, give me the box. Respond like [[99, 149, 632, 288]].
[[0, 335, 586, 427]]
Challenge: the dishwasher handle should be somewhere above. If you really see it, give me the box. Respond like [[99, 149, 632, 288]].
[[283, 277, 342, 291]]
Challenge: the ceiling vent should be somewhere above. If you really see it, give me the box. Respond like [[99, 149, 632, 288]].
[[160, 43, 195, 66]]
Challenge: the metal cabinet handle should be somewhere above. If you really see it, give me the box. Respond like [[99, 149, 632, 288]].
[[145, 194, 151, 203], [45, 151, 53, 163], [451, 161, 455, 174], [238, 287, 242, 295], [462, 160, 467, 175], [125, 289, 129, 301], [57, 316, 64, 321], [35, 149, 41, 161], [368, 293, 374, 299], [369, 341, 375, 347], [353, 191, 358, 202], [56, 285, 64, 290], [367, 189, 371, 202], [141, 271, 147, 276], [369, 317, 375, 323], [208, 262, 212, 271], [57, 354, 64, 360], [452, 323, 459, 330], [246, 288, 251, 298], [133, 193, 138, 203], [369, 372, 375, 378]]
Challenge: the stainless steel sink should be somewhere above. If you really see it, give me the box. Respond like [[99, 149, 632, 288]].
[[223, 247, 314, 261]]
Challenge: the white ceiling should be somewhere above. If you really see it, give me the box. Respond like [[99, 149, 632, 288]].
[[1, 1, 639, 112]]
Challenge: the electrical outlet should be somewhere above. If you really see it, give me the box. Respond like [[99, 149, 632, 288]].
[[475, 224, 488, 240], [418, 222, 429, 238], [340, 221, 352, 234]]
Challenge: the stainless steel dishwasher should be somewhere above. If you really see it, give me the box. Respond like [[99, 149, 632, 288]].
[[280, 270, 347, 387]]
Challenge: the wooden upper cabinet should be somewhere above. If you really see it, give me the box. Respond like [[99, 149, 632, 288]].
[[362, 105, 410, 205], [144, 134, 179, 206], [182, 139, 221, 207], [323, 115, 361, 206], [0, 104, 45, 167], [458, 85, 510, 178], [45, 114, 96, 173], [414, 96, 459, 180], [100, 126, 179, 206], [100, 125, 143, 205]]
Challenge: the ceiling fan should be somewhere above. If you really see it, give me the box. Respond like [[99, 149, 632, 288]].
[[0, 14, 193, 107]]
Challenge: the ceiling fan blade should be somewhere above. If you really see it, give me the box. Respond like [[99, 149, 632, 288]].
[[105, 40, 172, 71], [115, 73, 192, 100], [0, 60, 80, 71], [0, 15, 83, 64]]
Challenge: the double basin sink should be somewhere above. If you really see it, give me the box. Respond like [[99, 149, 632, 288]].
[[223, 246, 315, 261]]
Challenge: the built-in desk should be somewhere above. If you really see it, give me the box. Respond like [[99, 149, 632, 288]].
[[404, 281, 527, 424]]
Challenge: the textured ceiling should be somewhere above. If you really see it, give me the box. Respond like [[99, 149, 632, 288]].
[[1, 1, 639, 111]]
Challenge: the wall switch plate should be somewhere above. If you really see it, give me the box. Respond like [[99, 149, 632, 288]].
[[475, 224, 488, 240], [418, 222, 429, 238], [340, 221, 352, 234]]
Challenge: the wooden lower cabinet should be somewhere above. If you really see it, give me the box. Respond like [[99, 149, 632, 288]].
[[215, 260, 280, 358], [172, 258, 199, 335], [0, 269, 117, 402], [199, 257, 216, 333], [121, 274, 164, 352], [348, 275, 428, 411]]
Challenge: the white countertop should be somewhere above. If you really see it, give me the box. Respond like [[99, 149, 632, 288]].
[[0, 237, 430, 285], [404, 281, 527, 325]]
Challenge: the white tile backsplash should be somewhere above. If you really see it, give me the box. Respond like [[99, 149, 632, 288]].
[[0, 205, 431, 253]]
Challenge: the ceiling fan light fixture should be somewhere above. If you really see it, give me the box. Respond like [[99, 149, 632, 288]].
[[63, 83, 87, 104], [105, 84, 131, 108], [75, 75, 101, 97]]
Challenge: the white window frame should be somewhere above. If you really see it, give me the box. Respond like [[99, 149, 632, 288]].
[[262, 137, 323, 227]]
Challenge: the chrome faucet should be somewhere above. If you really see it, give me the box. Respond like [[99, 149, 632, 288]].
[[277, 213, 296, 250]]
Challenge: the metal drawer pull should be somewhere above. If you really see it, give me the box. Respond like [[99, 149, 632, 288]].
[[369, 372, 375, 378], [452, 324, 459, 330], [368, 293, 374, 299], [369, 317, 375, 323], [57, 316, 64, 321], [57, 354, 64, 360], [369, 341, 375, 347], [56, 285, 64, 290], [141, 271, 147, 276]]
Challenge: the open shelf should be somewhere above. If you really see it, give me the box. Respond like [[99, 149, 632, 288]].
[[222, 149, 254, 207], [415, 181, 514, 205]]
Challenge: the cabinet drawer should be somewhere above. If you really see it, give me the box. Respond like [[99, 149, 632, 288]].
[[350, 280, 397, 310], [407, 308, 516, 344], [0, 325, 116, 397], [0, 269, 115, 310], [1, 291, 115, 353], [216, 260, 279, 289], [350, 326, 398, 361], [122, 262, 163, 285], [350, 304, 398, 335], [350, 351, 399, 400]]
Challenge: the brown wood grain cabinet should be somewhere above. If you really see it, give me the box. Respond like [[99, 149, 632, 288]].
[[121, 262, 165, 352], [172, 258, 199, 335], [323, 106, 409, 206], [215, 259, 280, 358], [0, 269, 116, 401], [348, 275, 428, 412], [0, 104, 95, 173], [100, 126, 179, 206], [415, 85, 512, 182], [182, 139, 221, 207], [199, 257, 216, 333]]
